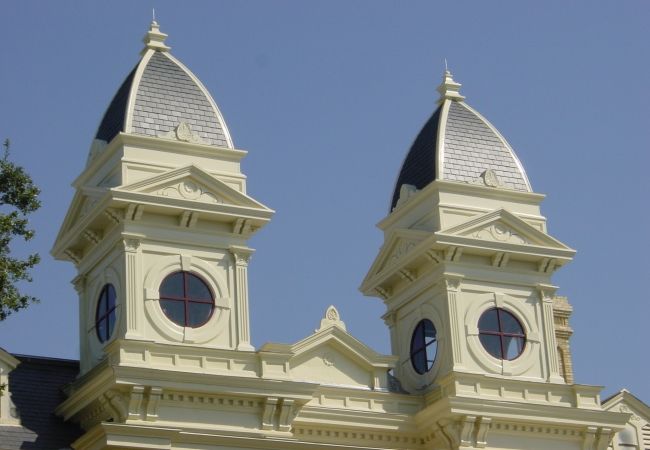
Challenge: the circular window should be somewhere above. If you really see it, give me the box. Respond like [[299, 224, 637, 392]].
[[410, 319, 438, 374], [95, 284, 117, 343], [478, 308, 526, 360], [159, 271, 214, 328]]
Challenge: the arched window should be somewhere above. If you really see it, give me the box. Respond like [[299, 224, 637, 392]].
[[95, 284, 117, 343], [410, 319, 438, 374], [159, 271, 214, 328], [478, 308, 526, 360]]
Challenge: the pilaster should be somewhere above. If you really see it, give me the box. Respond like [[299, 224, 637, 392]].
[[123, 237, 143, 339], [537, 284, 564, 383], [444, 273, 465, 370], [229, 245, 255, 351], [73, 274, 90, 372]]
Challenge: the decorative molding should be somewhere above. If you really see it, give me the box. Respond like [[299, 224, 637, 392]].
[[127, 385, 145, 420], [229, 246, 254, 267], [390, 240, 417, 264], [158, 180, 223, 204], [318, 305, 347, 332], [262, 397, 278, 431], [472, 223, 528, 244], [125, 203, 144, 221], [375, 286, 390, 300], [425, 249, 442, 264], [444, 246, 463, 262], [103, 208, 122, 224], [145, 386, 163, 421], [123, 238, 141, 253], [399, 268, 416, 282], [64, 248, 82, 265], [82, 229, 101, 245], [467, 168, 507, 188], [72, 274, 86, 295], [444, 274, 463, 291], [158, 121, 209, 145]]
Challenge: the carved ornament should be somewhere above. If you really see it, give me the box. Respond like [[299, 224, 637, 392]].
[[158, 121, 209, 145], [158, 180, 222, 204], [472, 223, 528, 245]]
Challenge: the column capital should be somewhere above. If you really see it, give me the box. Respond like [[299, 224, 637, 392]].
[[536, 283, 558, 302], [229, 245, 255, 267], [72, 274, 87, 295], [122, 234, 144, 253], [443, 273, 464, 291]]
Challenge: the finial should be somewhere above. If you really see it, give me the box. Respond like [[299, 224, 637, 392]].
[[317, 305, 347, 332], [141, 16, 170, 54], [436, 64, 465, 103]]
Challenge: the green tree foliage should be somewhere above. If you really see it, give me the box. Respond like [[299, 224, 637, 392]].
[[0, 138, 41, 320]]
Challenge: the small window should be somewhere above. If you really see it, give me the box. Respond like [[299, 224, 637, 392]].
[[159, 271, 214, 328], [95, 284, 117, 343], [478, 308, 526, 360], [410, 319, 438, 374]]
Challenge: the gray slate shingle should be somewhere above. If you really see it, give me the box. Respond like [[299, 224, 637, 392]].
[[0, 355, 83, 450]]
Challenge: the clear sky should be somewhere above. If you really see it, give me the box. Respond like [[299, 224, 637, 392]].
[[0, 1, 648, 403]]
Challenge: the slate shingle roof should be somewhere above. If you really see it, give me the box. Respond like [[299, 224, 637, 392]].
[[390, 97, 531, 211], [94, 50, 231, 148], [0, 355, 83, 450]]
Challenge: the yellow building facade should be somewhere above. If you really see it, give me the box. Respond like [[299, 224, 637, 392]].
[[0, 21, 648, 450]]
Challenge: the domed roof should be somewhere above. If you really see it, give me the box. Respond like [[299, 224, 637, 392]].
[[391, 70, 531, 210], [93, 21, 233, 152]]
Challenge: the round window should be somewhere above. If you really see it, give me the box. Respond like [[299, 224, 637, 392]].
[[159, 271, 214, 328], [410, 319, 438, 374], [95, 284, 117, 343], [478, 308, 526, 360]]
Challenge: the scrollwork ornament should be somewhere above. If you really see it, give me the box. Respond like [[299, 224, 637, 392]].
[[123, 238, 141, 253], [445, 277, 462, 291]]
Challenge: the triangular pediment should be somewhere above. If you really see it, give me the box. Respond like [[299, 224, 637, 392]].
[[55, 190, 108, 245], [116, 165, 271, 211], [439, 209, 572, 250], [288, 323, 396, 389], [260, 307, 396, 389], [367, 229, 431, 277]]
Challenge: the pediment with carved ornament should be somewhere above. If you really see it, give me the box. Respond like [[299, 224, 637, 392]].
[[440, 208, 572, 250], [154, 179, 224, 204], [116, 165, 271, 210]]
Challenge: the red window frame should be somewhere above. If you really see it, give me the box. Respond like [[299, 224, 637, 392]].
[[478, 308, 526, 360], [95, 284, 117, 343], [409, 319, 438, 374], [159, 271, 214, 328]]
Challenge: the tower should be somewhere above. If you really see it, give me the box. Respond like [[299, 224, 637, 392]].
[[52, 21, 272, 375], [46, 22, 633, 449], [361, 70, 579, 396]]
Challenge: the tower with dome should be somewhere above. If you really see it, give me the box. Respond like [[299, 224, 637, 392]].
[[0, 21, 647, 450]]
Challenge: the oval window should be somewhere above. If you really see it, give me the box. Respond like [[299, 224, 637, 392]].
[[410, 319, 438, 374], [95, 284, 117, 343], [478, 308, 526, 360], [159, 271, 214, 328]]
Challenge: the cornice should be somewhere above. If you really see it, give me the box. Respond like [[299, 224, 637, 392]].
[[379, 180, 545, 231]]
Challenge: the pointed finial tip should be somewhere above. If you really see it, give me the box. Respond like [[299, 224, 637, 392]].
[[142, 12, 170, 54]]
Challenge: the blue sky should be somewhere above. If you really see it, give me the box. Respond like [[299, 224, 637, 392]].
[[0, 1, 648, 402]]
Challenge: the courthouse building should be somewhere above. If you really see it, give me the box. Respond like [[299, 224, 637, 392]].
[[0, 21, 648, 450]]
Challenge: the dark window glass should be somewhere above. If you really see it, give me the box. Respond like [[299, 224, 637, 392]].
[[159, 271, 214, 328], [188, 303, 213, 327], [188, 274, 212, 301], [160, 272, 184, 298], [95, 284, 117, 343], [410, 319, 438, 374], [478, 308, 526, 360], [479, 334, 502, 359]]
